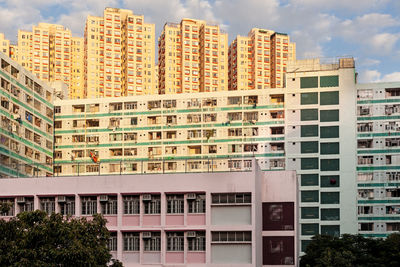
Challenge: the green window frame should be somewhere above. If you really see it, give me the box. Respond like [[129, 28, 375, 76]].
[[301, 223, 319, 236], [320, 142, 339, 155], [320, 91, 339, 105], [301, 190, 319, 202], [320, 110, 339, 122], [320, 75, 339, 87], [301, 158, 319, 170], [320, 175, 340, 187], [301, 141, 319, 153], [321, 208, 340, 221], [321, 159, 340, 171], [301, 207, 319, 219], [320, 126, 339, 138], [301, 93, 318, 105], [301, 125, 318, 137], [321, 192, 340, 204], [301, 109, 318, 121], [301, 174, 319, 186], [321, 225, 340, 237], [300, 76, 318, 88]]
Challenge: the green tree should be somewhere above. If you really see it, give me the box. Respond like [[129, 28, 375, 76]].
[[0, 207, 123, 266], [300, 233, 400, 267]]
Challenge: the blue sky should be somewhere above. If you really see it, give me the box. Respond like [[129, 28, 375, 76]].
[[0, 0, 399, 83]]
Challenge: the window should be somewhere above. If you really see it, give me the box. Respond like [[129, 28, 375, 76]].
[[167, 232, 184, 251], [300, 76, 318, 88], [81, 196, 97, 215], [320, 126, 339, 138], [211, 193, 251, 204], [263, 202, 294, 230], [301, 174, 319, 186], [301, 141, 318, 153], [143, 232, 161, 251], [54, 106, 61, 113], [321, 159, 339, 171], [301, 125, 318, 137], [19, 197, 34, 212], [301, 93, 318, 105], [320, 91, 339, 105], [123, 232, 140, 251], [40, 197, 55, 214], [301, 207, 319, 219], [320, 142, 339, 154], [188, 194, 205, 213], [321, 209, 340, 221], [0, 198, 14, 216], [320, 110, 339, 122], [301, 190, 319, 202], [167, 194, 184, 214], [321, 225, 340, 237], [301, 223, 319, 236], [211, 231, 251, 242], [124, 195, 140, 214], [263, 236, 294, 265], [321, 192, 340, 204], [301, 158, 319, 170], [320, 75, 339, 87], [101, 196, 117, 215], [25, 111, 33, 123], [188, 231, 206, 251], [108, 232, 117, 251], [60, 196, 75, 216], [321, 175, 340, 187], [301, 109, 318, 121], [143, 195, 161, 214]]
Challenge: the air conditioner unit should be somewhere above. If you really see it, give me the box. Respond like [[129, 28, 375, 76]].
[[58, 196, 66, 202], [99, 195, 109, 202], [142, 194, 152, 201], [368, 192, 374, 199], [142, 232, 152, 238], [16, 196, 25, 203], [187, 231, 196, 238], [187, 193, 196, 200]]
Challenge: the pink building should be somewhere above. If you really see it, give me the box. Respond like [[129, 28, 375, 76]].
[[0, 161, 297, 266]]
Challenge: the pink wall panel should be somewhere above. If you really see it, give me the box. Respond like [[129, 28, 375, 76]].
[[187, 252, 206, 263], [165, 252, 184, 263], [187, 214, 206, 225], [165, 214, 184, 225], [122, 215, 140, 226], [143, 215, 161, 226]]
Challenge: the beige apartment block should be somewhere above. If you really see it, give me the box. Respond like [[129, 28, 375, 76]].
[[158, 19, 228, 94], [53, 90, 285, 176], [17, 30, 33, 71], [0, 33, 10, 56], [70, 37, 84, 99], [228, 28, 296, 91], [84, 7, 156, 98]]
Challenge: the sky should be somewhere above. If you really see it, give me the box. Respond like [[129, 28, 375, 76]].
[[0, 0, 399, 83]]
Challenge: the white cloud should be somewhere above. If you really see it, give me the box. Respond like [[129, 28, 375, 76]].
[[359, 70, 400, 83], [359, 58, 381, 67], [381, 72, 400, 82], [369, 33, 400, 55]]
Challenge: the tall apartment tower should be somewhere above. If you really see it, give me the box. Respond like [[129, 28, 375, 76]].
[[228, 28, 296, 91], [84, 7, 156, 98], [70, 37, 85, 99], [0, 33, 10, 56], [158, 19, 228, 94], [284, 58, 358, 253]]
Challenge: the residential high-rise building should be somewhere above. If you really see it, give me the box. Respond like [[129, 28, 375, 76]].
[[17, 30, 33, 70], [0, 33, 10, 56], [158, 19, 228, 94], [284, 58, 358, 252], [84, 7, 156, 98], [0, 52, 54, 177], [356, 81, 400, 237], [70, 37, 84, 99], [228, 28, 296, 91]]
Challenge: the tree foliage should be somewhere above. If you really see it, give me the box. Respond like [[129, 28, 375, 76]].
[[0, 208, 122, 266], [300, 233, 400, 267]]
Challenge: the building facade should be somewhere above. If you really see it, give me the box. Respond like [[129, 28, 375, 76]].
[[53, 90, 286, 176], [284, 58, 358, 252], [84, 8, 156, 98], [356, 82, 400, 237], [228, 28, 296, 91], [0, 163, 298, 266], [0, 52, 54, 178], [158, 19, 228, 94], [0, 33, 10, 56]]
